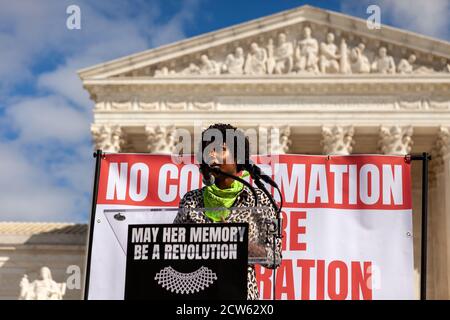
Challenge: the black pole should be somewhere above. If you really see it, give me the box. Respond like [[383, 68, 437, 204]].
[[249, 173, 283, 301], [273, 227, 277, 301], [252, 178, 280, 301], [83, 149, 103, 300], [213, 166, 282, 300], [420, 152, 430, 300], [409, 153, 431, 300]]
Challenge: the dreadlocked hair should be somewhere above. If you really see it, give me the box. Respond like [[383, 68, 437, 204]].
[[197, 123, 250, 172]]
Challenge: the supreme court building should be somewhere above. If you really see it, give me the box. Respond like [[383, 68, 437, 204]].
[[1, 5, 450, 299]]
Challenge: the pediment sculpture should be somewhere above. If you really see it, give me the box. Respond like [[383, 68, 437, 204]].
[[151, 26, 448, 77]]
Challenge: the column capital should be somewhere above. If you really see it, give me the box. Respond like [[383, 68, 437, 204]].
[[321, 125, 354, 155], [378, 125, 413, 155], [145, 125, 177, 154], [429, 126, 450, 184], [91, 124, 124, 152]]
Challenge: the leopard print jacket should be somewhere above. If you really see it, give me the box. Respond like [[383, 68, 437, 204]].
[[174, 185, 282, 300]]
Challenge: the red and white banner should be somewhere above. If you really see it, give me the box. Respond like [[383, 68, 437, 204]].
[[86, 153, 414, 300]]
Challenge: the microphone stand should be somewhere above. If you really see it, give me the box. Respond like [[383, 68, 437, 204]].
[[246, 166, 284, 301], [210, 166, 283, 301]]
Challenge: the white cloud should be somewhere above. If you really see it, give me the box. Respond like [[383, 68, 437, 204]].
[[341, 0, 450, 41], [149, 0, 201, 47], [6, 96, 90, 143], [38, 65, 92, 111], [37, 0, 202, 111], [46, 142, 95, 197], [0, 1, 70, 93], [0, 0, 200, 222], [378, 0, 449, 40], [0, 142, 84, 222], [0, 0, 200, 94]]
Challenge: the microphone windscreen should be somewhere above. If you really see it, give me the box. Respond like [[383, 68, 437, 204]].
[[202, 173, 215, 186]]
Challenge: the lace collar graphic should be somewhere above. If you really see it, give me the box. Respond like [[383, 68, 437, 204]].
[[154, 266, 217, 294]]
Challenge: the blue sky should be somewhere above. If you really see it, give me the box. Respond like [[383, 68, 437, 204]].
[[0, 0, 449, 222]]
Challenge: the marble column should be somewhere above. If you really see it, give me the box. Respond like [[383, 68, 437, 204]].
[[378, 125, 418, 297], [428, 127, 450, 298], [321, 125, 354, 155]]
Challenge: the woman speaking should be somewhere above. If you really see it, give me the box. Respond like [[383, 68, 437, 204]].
[[174, 123, 282, 300]]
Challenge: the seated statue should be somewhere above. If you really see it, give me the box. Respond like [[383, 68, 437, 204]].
[[371, 47, 396, 74], [273, 33, 294, 74], [399, 54, 436, 74], [199, 54, 220, 75], [350, 43, 371, 73], [181, 62, 200, 75], [244, 42, 268, 75], [319, 32, 340, 73], [295, 26, 319, 73], [397, 54, 416, 74], [221, 47, 245, 75], [19, 266, 66, 300]]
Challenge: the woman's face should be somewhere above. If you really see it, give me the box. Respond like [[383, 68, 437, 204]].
[[206, 142, 237, 177]]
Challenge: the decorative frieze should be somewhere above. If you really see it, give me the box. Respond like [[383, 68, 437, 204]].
[[93, 95, 450, 112], [95, 97, 218, 112]]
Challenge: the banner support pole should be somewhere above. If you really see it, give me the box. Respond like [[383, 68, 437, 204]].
[[409, 152, 431, 300], [83, 149, 103, 300]]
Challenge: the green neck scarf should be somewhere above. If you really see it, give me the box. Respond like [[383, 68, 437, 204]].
[[203, 171, 249, 222]]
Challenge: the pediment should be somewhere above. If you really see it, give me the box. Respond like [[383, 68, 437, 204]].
[[78, 5, 450, 80]]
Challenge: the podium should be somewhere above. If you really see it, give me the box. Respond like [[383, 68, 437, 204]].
[[102, 206, 277, 300]]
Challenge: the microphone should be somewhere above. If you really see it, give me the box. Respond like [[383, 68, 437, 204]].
[[200, 167, 215, 186]]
